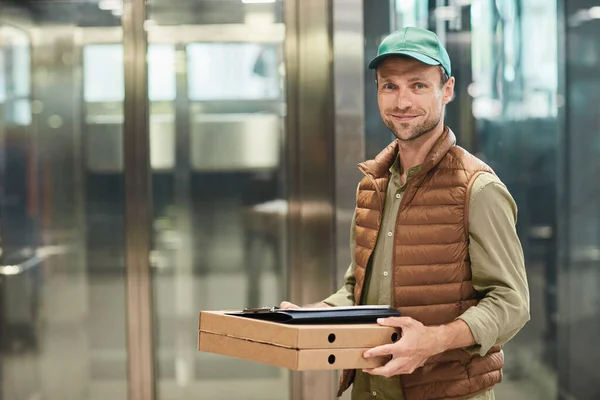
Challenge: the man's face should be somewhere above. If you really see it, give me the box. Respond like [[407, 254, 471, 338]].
[[376, 56, 454, 142]]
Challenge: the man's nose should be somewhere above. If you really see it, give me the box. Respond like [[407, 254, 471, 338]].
[[394, 88, 412, 110]]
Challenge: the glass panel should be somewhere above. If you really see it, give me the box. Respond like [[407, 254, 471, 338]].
[[149, 44, 176, 102], [0, 3, 128, 400], [147, 1, 289, 399], [10, 29, 30, 98], [0, 47, 5, 103], [564, 2, 600, 398], [84, 43, 124, 173], [389, 0, 562, 398], [187, 43, 280, 100], [468, 0, 560, 398], [83, 44, 125, 102], [393, 0, 429, 29], [1, 26, 31, 126], [148, 44, 176, 171], [12, 99, 32, 126]]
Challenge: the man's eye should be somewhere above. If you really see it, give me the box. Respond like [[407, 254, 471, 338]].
[[415, 83, 425, 89], [383, 83, 395, 90]]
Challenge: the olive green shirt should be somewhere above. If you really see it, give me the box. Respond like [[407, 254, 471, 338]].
[[324, 156, 530, 400]]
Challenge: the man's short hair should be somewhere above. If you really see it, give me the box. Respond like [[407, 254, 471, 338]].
[[440, 66, 450, 87]]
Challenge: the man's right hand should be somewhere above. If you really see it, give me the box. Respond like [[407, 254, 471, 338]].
[[279, 301, 331, 309]]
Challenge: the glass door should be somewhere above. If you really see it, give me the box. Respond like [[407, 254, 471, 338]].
[[145, 1, 289, 399], [0, 4, 129, 400], [390, 0, 560, 398]]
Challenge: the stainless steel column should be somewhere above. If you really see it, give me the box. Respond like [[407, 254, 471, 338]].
[[333, 0, 365, 291], [286, 0, 366, 399], [122, 1, 155, 400], [284, 0, 337, 399]]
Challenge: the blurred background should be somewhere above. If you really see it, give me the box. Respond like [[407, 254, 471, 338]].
[[0, 0, 598, 399]]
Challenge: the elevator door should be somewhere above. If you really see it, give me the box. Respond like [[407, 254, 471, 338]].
[[0, 8, 130, 400], [389, 1, 560, 398], [143, 2, 290, 398]]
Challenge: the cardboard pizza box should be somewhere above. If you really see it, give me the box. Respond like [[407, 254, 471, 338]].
[[198, 310, 400, 370]]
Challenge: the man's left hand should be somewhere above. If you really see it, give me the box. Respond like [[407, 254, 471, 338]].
[[362, 316, 446, 378]]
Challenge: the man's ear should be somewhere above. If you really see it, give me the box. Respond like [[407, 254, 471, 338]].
[[443, 76, 456, 104]]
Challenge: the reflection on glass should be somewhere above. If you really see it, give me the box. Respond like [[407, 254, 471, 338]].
[[148, 44, 176, 171], [470, 1, 559, 399], [5, 26, 30, 97], [1, 26, 31, 125], [471, 0, 558, 121], [563, 2, 600, 398], [187, 43, 280, 100], [84, 44, 125, 102], [149, 45, 176, 101], [0, 47, 5, 102], [389, 1, 563, 399], [12, 99, 31, 126], [394, 0, 428, 29], [470, 0, 499, 119], [147, 2, 289, 399], [0, 3, 128, 400]]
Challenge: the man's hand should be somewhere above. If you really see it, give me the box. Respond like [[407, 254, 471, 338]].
[[279, 301, 300, 309], [279, 301, 331, 309], [362, 317, 476, 378], [362, 317, 447, 377]]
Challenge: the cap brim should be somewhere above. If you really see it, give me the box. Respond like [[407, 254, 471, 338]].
[[368, 50, 440, 70]]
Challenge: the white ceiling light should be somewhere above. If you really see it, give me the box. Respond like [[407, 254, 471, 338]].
[[98, 0, 121, 11], [0, 265, 21, 276], [589, 6, 600, 19]]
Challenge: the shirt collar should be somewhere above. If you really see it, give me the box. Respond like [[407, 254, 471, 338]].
[[390, 154, 423, 183]]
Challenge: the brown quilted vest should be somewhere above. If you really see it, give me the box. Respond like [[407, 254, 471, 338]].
[[338, 128, 504, 400]]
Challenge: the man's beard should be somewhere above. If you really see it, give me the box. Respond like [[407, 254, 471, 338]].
[[384, 112, 441, 142]]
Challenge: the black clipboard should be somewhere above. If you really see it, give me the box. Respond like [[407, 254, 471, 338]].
[[226, 305, 401, 324]]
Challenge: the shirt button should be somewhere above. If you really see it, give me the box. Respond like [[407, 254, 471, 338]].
[[387, 232, 393, 237], [395, 193, 401, 199], [383, 271, 389, 277], [372, 391, 377, 396]]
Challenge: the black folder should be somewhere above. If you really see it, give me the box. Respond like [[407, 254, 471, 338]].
[[226, 305, 401, 324]]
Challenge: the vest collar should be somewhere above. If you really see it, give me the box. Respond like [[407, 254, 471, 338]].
[[358, 127, 457, 210], [358, 126, 456, 179]]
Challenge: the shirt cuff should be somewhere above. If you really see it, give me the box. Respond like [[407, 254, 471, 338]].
[[457, 309, 496, 357], [322, 291, 355, 307]]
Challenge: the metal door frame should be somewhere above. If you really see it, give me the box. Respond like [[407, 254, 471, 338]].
[[122, 1, 155, 400]]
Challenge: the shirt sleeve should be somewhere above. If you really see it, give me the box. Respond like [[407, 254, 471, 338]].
[[322, 263, 356, 306], [457, 173, 531, 356]]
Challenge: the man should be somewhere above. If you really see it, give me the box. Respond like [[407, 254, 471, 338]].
[[281, 27, 530, 400]]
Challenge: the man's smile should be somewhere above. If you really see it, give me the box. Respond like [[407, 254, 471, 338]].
[[390, 114, 420, 122]]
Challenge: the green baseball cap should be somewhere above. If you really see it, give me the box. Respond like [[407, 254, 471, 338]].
[[368, 27, 451, 77]]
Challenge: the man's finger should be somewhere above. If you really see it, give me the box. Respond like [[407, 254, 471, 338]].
[[376, 316, 414, 328], [363, 343, 396, 358], [363, 357, 408, 378], [280, 301, 299, 309]]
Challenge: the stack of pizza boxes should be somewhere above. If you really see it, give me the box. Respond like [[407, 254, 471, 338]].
[[198, 310, 399, 370]]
